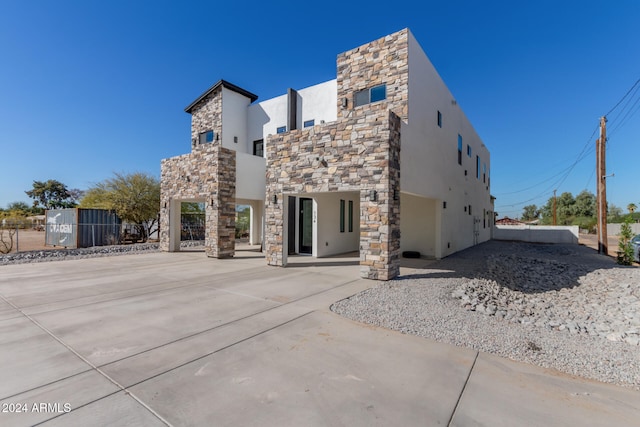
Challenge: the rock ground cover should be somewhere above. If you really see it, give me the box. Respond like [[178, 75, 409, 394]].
[[332, 240, 640, 390]]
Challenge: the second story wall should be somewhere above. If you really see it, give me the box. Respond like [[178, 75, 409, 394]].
[[190, 88, 222, 150], [221, 88, 251, 153], [247, 80, 337, 157]]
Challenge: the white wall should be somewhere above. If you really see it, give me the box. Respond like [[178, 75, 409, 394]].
[[403, 30, 492, 258], [298, 80, 337, 129], [607, 223, 640, 236], [236, 152, 266, 200], [247, 80, 338, 154], [221, 88, 251, 152], [248, 94, 288, 148], [493, 225, 579, 244], [313, 192, 359, 257], [400, 193, 437, 258]]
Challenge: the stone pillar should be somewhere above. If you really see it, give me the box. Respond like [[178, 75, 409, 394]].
[[206, 147, 236, 258]]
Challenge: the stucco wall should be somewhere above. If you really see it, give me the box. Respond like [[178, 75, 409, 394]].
[[493, 225, 579, 244], [221, 87, 250, 152]]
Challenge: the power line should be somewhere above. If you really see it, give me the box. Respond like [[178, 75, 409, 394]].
[[604, 77, 640, 117]]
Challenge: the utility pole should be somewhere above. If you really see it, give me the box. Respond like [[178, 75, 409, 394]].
[[553, 189, 557, 226], [596, 116, 608, 255]]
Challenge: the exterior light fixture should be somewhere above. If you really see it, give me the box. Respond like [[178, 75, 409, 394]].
[[369, 190, 377, 202], [272, 194, 278, 204], [342, 98, 348, 108]]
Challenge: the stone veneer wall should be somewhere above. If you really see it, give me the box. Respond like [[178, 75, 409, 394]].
[[337, 29, 409, 121], [189, 87, 223, 150], [265, 108, 401, 280], [160, 144, 236, 258]]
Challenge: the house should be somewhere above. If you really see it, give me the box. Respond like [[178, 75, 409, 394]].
[[160, 28, 494, 280], [495, 217, 525, 226]]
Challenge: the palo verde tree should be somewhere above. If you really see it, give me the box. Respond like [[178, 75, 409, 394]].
[[80, 172, 160, 241]]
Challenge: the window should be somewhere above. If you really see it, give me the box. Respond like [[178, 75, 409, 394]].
[[437, 111, 442, 128], [277, 126, 287, 134], [340, 200, 345, 232], [304, 119, 315, 128], [199, 130, 214, 144], [476, 155, 480, 179], [457, 135, 462, 165], [348, 200, 353, 232], [354, 84, 387, 107], [483, 163, 487, 183], [467, 144, 472, 157], [469, 205, 472, 215], [253, 139, 264, 157]]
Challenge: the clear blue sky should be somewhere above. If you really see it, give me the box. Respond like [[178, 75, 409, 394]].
[[1, 1, 639, 218]]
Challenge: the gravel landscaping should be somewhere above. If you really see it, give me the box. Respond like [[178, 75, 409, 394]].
[[0, 243, 160, 265], [332, 240, 640, 390]]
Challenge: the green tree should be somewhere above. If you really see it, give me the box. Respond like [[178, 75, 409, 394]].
[[574, 190, 596, 217], [617, 218, 634, 265], [521, 205, 539, 221], [540, 192, 576, 225], [607, 204, 623, 222], [81, 172, 160, 241], [25, 179, 76, 209], [628, 203, 637, 214], [7, 201, 30, 214]]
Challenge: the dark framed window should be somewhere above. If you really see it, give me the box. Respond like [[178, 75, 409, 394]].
[[253, 139, 264, 157], [277, 126, 287, 134], [354, 84, 387, 107], [483, 163, 487, 183], [437, 111, 442, 128], [467, 144, 472, 157], [457, 135, 462, 165], [348, 200, 353, 232], [199, 130, 214, 144], [339, 200, 345, 232], [304, 119, 315, 128], [476, 155, 480, 179]]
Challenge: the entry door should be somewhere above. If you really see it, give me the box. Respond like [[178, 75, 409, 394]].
[[287, 196, 296, 255], [299, 198, 313, 254]]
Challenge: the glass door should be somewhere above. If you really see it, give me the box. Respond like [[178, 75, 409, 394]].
[[299, 198, 313, 254]]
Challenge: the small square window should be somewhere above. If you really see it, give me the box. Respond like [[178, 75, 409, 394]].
[[304, 119, 315, 128], [277, 126, 287, 134], [370, 85, 386, 103], [437, 111, 442, 128], [354, 84, 387, 107], [199, 130, 214, 144]]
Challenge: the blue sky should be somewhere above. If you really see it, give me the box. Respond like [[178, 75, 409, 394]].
[[1, 1, 639, 217]]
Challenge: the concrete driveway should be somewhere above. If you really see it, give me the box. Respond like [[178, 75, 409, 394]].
[[0, 250, 639, 426]]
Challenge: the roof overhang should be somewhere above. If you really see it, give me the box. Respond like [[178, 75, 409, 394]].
[[184, 79, 258, 113]]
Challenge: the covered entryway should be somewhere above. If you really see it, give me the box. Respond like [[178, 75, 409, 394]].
[[283, 192, 360, 259]]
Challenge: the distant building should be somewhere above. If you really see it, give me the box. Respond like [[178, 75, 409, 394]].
[[495, 217, 524, 225]]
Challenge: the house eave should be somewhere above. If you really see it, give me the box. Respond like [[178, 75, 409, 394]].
[[184, 79, 258, 114]]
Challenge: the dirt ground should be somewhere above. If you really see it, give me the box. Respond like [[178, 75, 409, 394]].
[[1, 229, 625, 257], [2, 229, 57, 253]]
